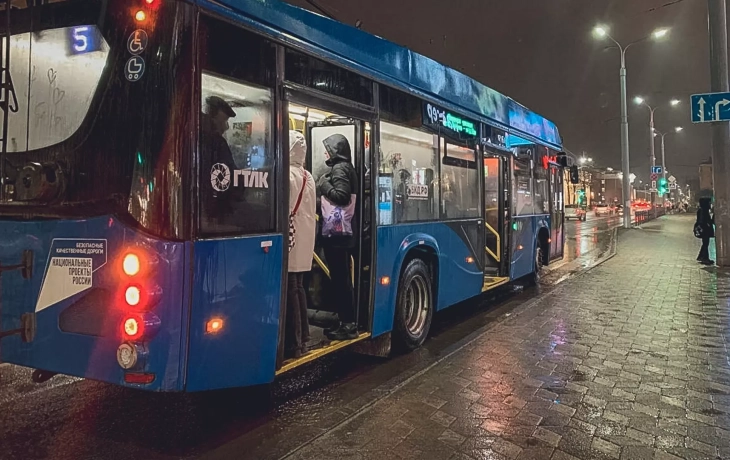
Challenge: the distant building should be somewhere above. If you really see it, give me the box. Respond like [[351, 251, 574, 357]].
[[591, 172, 624, 204]]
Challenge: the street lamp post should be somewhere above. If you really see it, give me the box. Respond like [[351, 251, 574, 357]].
[[634, 98, 680, 209], [594, 26, 669, 229], [654, 126, 683, 185], [635, 98, 680, 181]]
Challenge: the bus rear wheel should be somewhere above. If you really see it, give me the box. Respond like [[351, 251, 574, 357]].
[[533, 244, 545, 284], [393, 258, 433, 352]]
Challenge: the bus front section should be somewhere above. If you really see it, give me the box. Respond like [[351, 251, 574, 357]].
[[0, 0, 194, 390]]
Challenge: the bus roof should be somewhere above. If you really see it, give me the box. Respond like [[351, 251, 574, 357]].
[[195, 0, 563, 150]]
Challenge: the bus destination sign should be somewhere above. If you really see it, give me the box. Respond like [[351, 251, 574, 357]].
[[423, 103, 478, 139]]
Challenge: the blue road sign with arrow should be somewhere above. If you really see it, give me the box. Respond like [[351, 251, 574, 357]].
[[691, 92, 730, 123]]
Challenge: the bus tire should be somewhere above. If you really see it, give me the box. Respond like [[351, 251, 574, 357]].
[[393, 258, 434, 352], [533, 244, 545, 284]]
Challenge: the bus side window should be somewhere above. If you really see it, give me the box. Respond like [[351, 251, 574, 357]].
[[198, 15, 276, 236], [380, 121, 440, 224], [441, 141, 479, 220], [513, 157, 534, 216]]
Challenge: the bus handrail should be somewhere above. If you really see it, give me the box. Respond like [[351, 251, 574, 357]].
[[484, 222, 501, 262]]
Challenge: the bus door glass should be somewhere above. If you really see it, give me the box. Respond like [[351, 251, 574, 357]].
[[483, 153, 507, 275], [287, 100, 372, 348], [550, 163, 565, 259]]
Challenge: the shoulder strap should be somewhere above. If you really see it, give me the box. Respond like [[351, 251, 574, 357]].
[[292, 171, 308, 216]]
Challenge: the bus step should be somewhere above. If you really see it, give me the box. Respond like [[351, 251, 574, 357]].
[[482, 276, 510, 292], [276, 332, 371, 376]]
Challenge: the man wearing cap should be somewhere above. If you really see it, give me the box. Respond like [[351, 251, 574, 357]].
[[201, 95, 237, 224], [202, 95, 237, 170]]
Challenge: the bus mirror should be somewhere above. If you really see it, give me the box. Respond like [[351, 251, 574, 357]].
[[569, 165, 580, 184]]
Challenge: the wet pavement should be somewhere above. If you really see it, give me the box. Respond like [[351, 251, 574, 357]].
[[265, 215, 730, 460], [0, 214, 645, 460]]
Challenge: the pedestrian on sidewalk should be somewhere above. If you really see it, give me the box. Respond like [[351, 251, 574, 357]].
[[695, 197, 715, 265]]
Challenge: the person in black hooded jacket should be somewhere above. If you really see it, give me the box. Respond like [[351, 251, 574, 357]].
[[696, 197, 715, 264], [317, 133, 359, 341]]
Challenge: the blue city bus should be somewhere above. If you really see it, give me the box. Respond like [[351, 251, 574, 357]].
[[0, 0, 565, 391]]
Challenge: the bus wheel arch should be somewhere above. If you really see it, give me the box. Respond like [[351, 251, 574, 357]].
[[392, 246, 438, 352]]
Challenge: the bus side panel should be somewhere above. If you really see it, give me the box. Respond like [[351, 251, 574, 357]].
[[372, 222, 482, 338], [176, 241, 195, 390], [510, 215, 551, 279], [185, 235, 283, 391], [510, 216, 536, 279]]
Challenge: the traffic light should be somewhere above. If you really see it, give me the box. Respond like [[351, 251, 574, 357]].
[[658, 177, 668, 195], [569, 166, 580, 184], [578, 189, 586, 205]]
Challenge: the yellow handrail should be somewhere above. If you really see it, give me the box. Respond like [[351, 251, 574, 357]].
[[313, 253, 331, 278], [311, 254, 354, 285], [484, 222, 501, 262]]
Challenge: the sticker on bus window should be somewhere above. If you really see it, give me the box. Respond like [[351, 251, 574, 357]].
[[406, 184, 429, 201], [35, 239, 107, 312]]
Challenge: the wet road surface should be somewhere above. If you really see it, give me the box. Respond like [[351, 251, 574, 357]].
[[0, 224, 618, 460], [274, 215, 730, 460]]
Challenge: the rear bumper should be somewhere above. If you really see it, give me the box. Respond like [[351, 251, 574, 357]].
[[0, 216, 188, 391]]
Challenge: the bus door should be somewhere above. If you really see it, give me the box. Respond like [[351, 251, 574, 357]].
[[549, 166, 565, 260], [284, 93, 374, 359], [483, 153, 508, 276]]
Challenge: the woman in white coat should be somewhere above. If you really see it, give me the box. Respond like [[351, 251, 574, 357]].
[[286, 131, 316, 359]]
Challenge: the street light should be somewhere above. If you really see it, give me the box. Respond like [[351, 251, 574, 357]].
[[654, 126, 684, 194], [652, 28, 669, 39], [593, 24, 669, 228], [634, 98, 681, 183]]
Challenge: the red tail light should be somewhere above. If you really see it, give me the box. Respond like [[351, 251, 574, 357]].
[[122, 315, 144, 340], [118, 248, 162, 310], [123, 253, 141, 276], [124, 373, 155, 384], [125, 285, 142, 307], [120, 312, 161, 341], [119, 249, 157, 278]]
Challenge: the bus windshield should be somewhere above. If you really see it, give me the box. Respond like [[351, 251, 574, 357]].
[[0, 0, 190, 239]]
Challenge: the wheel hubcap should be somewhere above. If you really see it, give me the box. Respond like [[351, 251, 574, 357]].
[[404, 275, 429, 336]]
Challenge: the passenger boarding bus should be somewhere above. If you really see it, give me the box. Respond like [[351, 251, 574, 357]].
[[0, 0, 566, 391]]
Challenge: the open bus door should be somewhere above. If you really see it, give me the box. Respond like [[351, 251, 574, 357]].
[[482, 150, 510, 291], [277, 93, 374, 373]]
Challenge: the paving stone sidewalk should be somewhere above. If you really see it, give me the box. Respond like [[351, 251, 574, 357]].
[[286, 215, 730, 460]]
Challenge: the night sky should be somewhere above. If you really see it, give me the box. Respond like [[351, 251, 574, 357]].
[[286, 0, 710, 186]]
